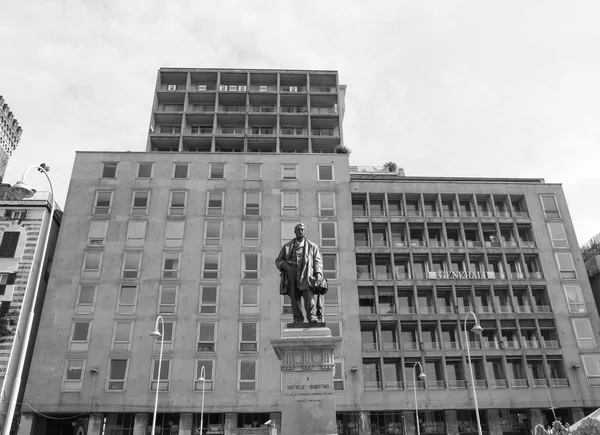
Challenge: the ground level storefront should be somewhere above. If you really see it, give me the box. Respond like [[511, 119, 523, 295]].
[[16, 407, 596, 435]]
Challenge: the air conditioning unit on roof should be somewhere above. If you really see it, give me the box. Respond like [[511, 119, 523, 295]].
[[219, 85, 228, 91], [238, 85, 247, 91], [167, 85, 177, 91], [289, 86, 298, 92]]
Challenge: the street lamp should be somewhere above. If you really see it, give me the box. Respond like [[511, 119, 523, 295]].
[[149, 316, 165, 435], [413, 362, 426, 435], [464, 311, 484, 435], [198, 365, 206, 435], [3, 164, 55, 435]]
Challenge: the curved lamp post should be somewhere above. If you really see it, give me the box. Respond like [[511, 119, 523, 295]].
[[3, 164, 54, 435], [464, 311, 484, 435], [413, 362, 426, 435], [149, 316, 165, 435], [198, 365, 206, 435]]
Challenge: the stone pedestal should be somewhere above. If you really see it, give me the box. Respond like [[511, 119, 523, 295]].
[[270, 325, 343, 435]]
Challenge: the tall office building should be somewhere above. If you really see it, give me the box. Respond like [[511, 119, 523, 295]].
[[0, 96, 23, 183], [18, 69, 600, 435]]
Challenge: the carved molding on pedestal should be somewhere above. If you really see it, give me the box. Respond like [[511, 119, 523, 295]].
[[281, 348, 335, 371]]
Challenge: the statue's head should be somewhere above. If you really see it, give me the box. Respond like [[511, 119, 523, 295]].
[[294, 223, 306, 241]]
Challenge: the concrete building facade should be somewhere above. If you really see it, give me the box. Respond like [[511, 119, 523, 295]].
[[17, 69, 600, 435], [0, 97, 23, 183]]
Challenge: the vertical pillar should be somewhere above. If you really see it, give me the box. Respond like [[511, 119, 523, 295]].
[[15, 413, 34, 435], [487, 409, 503, 435], [530, 409, 544, 429], [179, 412, 193, 435], [445, 410, 459, 435], [225, 412, 237, 435], [133, 413, 149, 435], [88, 413, 104, 435]]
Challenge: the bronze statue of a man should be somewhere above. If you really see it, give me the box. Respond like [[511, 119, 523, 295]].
[[276, 223, 323, 324]]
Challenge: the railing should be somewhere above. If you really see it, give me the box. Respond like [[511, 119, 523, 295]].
[[448, 380, 467, 389], [444, 211, 460, 217], [250, 105, 276, 113], [405, 380, 425, 389], [550, 378, 569, 387], [514, 211, 530, 218], [410, 240, 427, 247], [534, 305, 552, 313], [379, 306, 396, 315], [482, 340, 499, 349], [479, 211, 494, 217], [354, 240, 369, 247], [484, 240, 502, 248], [357, 272, 373, 280], [372, 240, 389, 247], [280, 128, 308, 136], [310, 86, 336, 93], [528, 272, 544, 279], [427, 380, 446, 389], [522, 340, 540, 349], [447, 240, 464, 247], [542, 339, 559, 349], [190, 105, 214, 112], [466, 340, 481, 349], [359, 306, 376, 315], [376, 272, 394, 280], [406, 210, 423, 217], [429, 240, 445, 248], [489, 379, 509, 388], [311, 107, 338, 114], [465, 241, 483, 247], [496, 211, 511, 218], [384, 381, 403, 390], [520, 240, 537, 248], [312, 128, 338, 136], [421, 341, 439, 350], [456, 306, 474, 314], [364, 381, 383, 390], [189, 84, 217, 91], [398, 307, 417, 314], [218, 127, 245, 135], [503, 240, 519, 247], [158, 84, 185, 91], [442, 341, 460, 349], [186, 127, 213, 135], [381, 342, 398, 350], [280, 86, 307, 92], [497, 305, 513, 313], [361, 342, 378, 351], [471, 380, 487, 388], [438, 305, 454, 314], [477, 305, 494, 313], [280, 106, 308, 113], [516, 305, 532, 313], [402, 342, 419, 350], [530, 379, 549, 387], [156, 104, 184, 112], [249, 85, 277, 92], [218, 105, 246, 113], [507, 273, 525, 280], [250, 128, 275, 136], [503, 340, 520, 349], [509, 379, 528, 387], [419, 306, 436, 314]]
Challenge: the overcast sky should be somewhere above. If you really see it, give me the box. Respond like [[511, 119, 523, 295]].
[[2, 1, 599, 245]]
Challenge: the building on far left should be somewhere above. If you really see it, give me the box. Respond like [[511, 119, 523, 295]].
[[0, 97, 23, 183]]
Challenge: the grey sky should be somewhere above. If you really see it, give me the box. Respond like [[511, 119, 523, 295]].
[[2, 0, 599, 244]]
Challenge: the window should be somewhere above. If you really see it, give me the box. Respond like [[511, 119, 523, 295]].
[[199, 286, 218, 314], [209, 163, 225, 179], [75, 284, 96, 314], [82, 251, 103, 278], [121, 252, 142, 279], [150, 358, 171, 391], [125, 220, 146, 247], [206, 191, 224, 216], [282, 164, 297, 180], [240, 322, 258, 351], [62, 357, 85, 391], [564, 284, 586, 313], [334, 359, 344, 390], [202, 253, 220, 279], [244, 192, 261, 216], [107, 359, 129, 391], [169, 191, 187, 216], [572, 318, 596, 349], [540, 195, 560, 219], [87, 220, 108, 246], [0, 231, 19, 257], [173, 162, 189, 179], [555, 253, 577, 279], [162, 252, 181, 279], [548, 223, 569, 248], [102, 162, 117, 178], [195, 359, 214, 391], [320, 222, 337, 247], [323, 253, 338, 280], [245, 163, 261, 180], [117, 285, 137, 314], [324, 285, 340, 314], [69, 321, 91, 351], [94, 190, 113, 215], [581, 354, 600, 386], [317, 164, 334, 181], [158, 322, 175, 348], [281, 191, 299, 216], [204, 221, 222, 246], [137, 162, 153, 178], [112, 321, 133, 351], [197, 322, 216, 351], [238, 359, 257, 391], [241, 285, 259, 314], [158, 285, 178, 314], [242, 253, 259, 279], [165, 220, 184, 247], [243, 221, 260, 247], [131, 190, 150, 215], [318, 192, 336, 217]]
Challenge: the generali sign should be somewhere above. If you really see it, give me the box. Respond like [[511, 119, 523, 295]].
[[428, 271, 496, 280]]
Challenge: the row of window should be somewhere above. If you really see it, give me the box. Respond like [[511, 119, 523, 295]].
[[102, 161, 335, 181], [74, 283, 341, 316], [93, 189, 337, 218], [354, 221, 569, 250], [159, 83, 337, 93], [355, 251, 579, 281], [156, 103, 338, 115], [62, 356, 345, 393], [362, 354, 570, 391], [358, 283, 586, 316], [80, 250, 341, 281]]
